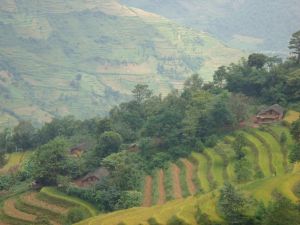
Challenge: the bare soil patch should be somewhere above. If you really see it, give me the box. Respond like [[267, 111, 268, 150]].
[[21, 192, 68, 214], [171, 164, 182, 199], [142, 176, 153, 207], [181, 159, 196, 195], [4, 199, 36, 222], [157, 169, 166, 205]]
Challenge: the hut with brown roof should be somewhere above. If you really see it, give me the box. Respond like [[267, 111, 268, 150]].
[[75, 167, 109, 187], [256, 104, 284, 124]]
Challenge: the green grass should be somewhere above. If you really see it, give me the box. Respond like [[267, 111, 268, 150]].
[[243, 132, 271, 177], [164, 165, 174, 201], [0, 151, 31, 174], [40, 187, 98, 217], [191, 152, 210, 193], [187, 155, 202, 193], [176, 161, 190, 197], [204, 148, 224, 188], [256, 130, 285, 175], [151, 171, 160, 205]]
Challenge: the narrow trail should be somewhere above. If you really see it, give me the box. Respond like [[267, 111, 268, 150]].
[[171, 164, 182, 199], [22, 192, 68, 214], [142, 176, 153, 207], [4, 199, 37, 221], [180, 159, 196, 195], [157, 169, 166, 205]]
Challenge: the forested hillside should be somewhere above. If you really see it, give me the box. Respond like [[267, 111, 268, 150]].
[[121, 0, 300, 52], [0, 0, 244, 128], [1, 42, 300, 224]]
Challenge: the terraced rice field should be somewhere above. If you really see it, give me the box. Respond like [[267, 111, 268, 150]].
[[74, 125, 300, 225], [0, 152, 31, 175], [0, 187, 98, 225]]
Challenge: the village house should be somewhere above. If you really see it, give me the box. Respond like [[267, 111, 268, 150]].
[[75, 167, 109, 187], [255, 104, 284, 124], [69, 143, 87, 157]]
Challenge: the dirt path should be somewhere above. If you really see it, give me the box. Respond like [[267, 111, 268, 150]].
[[157, 169, 166, 205], [142, 176, 153, 207], [4, 199, 36, 222], [181, 159, 196, 195], [21, 192, 68, 214], [171, 164, 182, 199]]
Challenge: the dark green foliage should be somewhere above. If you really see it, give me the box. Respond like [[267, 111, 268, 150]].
[[288, 142, 300, 163], [13, 121, 36, 150], [289, 30, 300, 63], [114, 191, 142, 210], [33, 215, 51, 225], [96, 131, 123, 158], [233, 133, 246, 160], [30, 137, 72, 185], [261, 195, 300, 225], [248, 53, 268, 69], [132, 84, 152, 103], [234, 158, 253, 182], [148, 217, 163, 225], [290, 119, 300, 142], [66, 207, 88, 224], [167, 215, 190, 225], [222, 50, 300, 104], [218, 183, 248, 225], [195, 205, 213, 225], [279, 132, 287, 145]]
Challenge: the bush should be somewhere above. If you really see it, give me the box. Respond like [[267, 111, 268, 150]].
[[167, 215, 190, 225], [66, 207, 88, 224], [114, 191, 142, 210], [148, 217, 163, 225], [204, 135, 218, 148], [34, 215, 51, 225]]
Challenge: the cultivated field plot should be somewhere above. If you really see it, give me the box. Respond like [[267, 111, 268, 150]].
[[75, 125, 300, 225]]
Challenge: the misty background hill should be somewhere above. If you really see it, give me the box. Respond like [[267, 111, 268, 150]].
[[0, 0, 244, 127], [121, 0, 300, 53]]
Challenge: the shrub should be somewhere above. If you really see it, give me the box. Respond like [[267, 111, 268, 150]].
[[34, 215, 51, 225], [148, 217, 163, 225], [114, 191, 142, 210], [167, 215, 190, 225], [66, 207, 88, 224]]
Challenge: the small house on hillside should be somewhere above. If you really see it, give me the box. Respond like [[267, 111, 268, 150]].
[[69, 143, 87, 157], [75, 167, 109, 187], [256, 104, 284, 124]]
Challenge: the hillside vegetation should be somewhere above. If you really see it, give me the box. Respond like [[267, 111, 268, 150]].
[[0, 0, 244, 127], [75, 125, 300, 225], [121, 0, 300, 53]]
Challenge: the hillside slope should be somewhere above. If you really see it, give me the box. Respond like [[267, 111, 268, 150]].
[[121, 0, 300, 53], [0, 0, 244, 127], [75, 125, 300, 225]]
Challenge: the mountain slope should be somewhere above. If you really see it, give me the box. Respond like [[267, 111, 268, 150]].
[[0, 0, 244, 127], [121, 0, 300, 53]]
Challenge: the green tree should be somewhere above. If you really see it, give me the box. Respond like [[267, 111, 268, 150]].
[[132, 84, 152, 103], [115, 191, 142, 210], [233, 133, 246, 160], [262, 195, 300, 225], [13, 121, 36, 150], [213, 66, 227, 88], [289, 30, 300, 63], [291, 119, 300, 142], [0, 149, 6, 167], [184, 74, 204, 93], [96, 131, 122, 158], [289, 142, 300, 163], [30, 137, 71, 185], [101, 151, 143, 191], [248, 53, 268, 69], [218, 183, 247, 225]]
